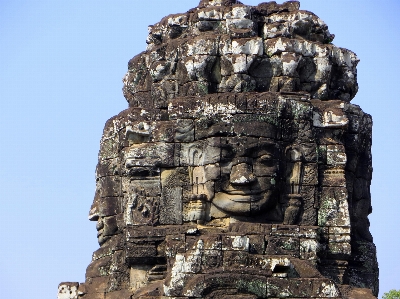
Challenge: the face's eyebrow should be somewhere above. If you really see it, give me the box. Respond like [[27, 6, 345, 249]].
[[253, 142, 279, 157]]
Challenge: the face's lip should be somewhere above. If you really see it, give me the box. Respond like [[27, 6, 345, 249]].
[[225, 189, 261, 195], [223, 185, 264, 196], [215, 192, 264, 202], [96, 220, 104, 238], [212, 190, 276, 215]]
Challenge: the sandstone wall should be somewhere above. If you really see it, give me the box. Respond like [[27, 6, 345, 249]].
[[58, 1, 378, 299]]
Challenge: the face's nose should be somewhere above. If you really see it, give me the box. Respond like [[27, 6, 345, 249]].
[[230, 162, 256, 185], [88, 208, 99, 221]]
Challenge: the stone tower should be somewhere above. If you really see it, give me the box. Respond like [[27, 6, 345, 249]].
[[58, 1, 379, 298]]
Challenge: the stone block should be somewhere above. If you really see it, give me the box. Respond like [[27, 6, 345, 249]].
[[165, 234, 186, 258], [311, 279, 340, 298], [299, 238, 319, 261], [196, 7, 224, 21], [82, 293, 105, 299], [228, 54, 250, 73], [85, 257, 112, 279], [318, 187, 350, 227], [125, 244, 158, 265], [220, 55, 234, 76], [167, 97, 200, 119], [201, 249, 223, 271], [126, 226, 166, 241], [267, 278, 313, 298], [58, 282, 79, 299], [248, 234, 266, 254], [129, 91, 153, 109], [327, 242, 351, 258], [320, 168, 347, 187], [183, 200, 208, 222], [201, 234, 222, 250], [93, 197, 121, 217], [185, 36, 219, 56], [270, 225, 300, 237], [229, 222, 271, 235], [266, 236, 300, 257], [327, 145, 347, 166], [346, 269, 378, 297], [347, 288, 376, 299], [195, 118, 235, 140], [160, 169, 187, 225], [85, 277, 109, 294], [174, 119, 194, 142], [233, 118, 277, 138], [105, 289, 133, 299], [180, 139, 221, 165], [223, 250, 249, 267], [96, 158, 120, 179], [97, 176, 122, 198], [202, 274, 267, 299], [92, 235, 123, 261], [222, 235, 250, 251], [129, 265, 153, 293], [312, 101, 349, 128], [123, 142, 175, 168], [299, 186, 316, 210]]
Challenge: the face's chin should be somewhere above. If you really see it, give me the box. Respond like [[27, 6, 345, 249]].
[[212, 190, 275, 215], [97, 234, 110, 246]]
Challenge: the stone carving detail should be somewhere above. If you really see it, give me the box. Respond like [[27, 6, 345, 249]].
[[59, 1, 378, 299]]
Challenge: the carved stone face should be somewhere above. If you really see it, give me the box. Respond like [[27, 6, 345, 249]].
[[212, 136, 279, 215], [88, 105, 284, 245], [89, 194, 120, 246], [121, 119, 279, 221]]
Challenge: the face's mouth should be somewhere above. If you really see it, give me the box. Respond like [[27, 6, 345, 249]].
[[97, 229, 110, 246], [218, 193, 263, 202], [96, 219, 104, 240], [222, 185, 264, 196], [212, 189, 276, 215], [224, 189, 262, 196]]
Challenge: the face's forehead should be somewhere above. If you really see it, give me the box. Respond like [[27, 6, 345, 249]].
[[220, 136, 279, 158], [117, 115, 278, 143], [110, 103, 279, 161]]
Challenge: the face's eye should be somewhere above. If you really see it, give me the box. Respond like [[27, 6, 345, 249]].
[[127, 167, 159, 177], [221, 146, 234, 162], [127, 132, 150, 145], [258, 154, 274, 164], [128, 167, 151, 177]]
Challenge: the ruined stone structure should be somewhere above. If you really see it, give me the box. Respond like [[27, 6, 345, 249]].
[[58, 1, 379, 298]]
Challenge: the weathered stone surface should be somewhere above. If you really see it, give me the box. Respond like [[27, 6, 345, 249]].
[[58, 282, 79, 299], [60, 0, 378, 298]]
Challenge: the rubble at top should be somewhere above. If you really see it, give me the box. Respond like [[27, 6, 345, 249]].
[[123, 0, 359, 109]]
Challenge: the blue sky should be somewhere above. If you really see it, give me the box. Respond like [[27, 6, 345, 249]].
[[0, 1, 399, 298]]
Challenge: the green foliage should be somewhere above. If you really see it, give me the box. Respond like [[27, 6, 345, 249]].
[[383, 290, 400, 299]]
